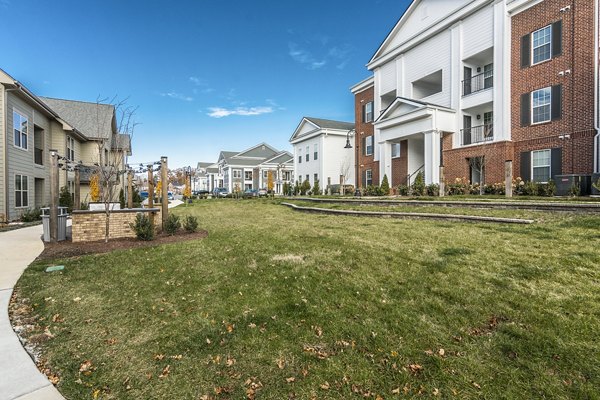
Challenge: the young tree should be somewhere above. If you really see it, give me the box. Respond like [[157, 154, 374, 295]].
[[381, 174, 390, 195], [59, 185, 74, 212], [267, 170, 274, 193], [312, 179, 321, 196], [468, 156, 487, 195], [301, 179, 311, 195], [90, 174, 100, 202], [92, 97, 137, 242], [339, 157, 352, 185]]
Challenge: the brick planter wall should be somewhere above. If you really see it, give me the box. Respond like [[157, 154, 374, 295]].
[[72, 208, 161, 243]]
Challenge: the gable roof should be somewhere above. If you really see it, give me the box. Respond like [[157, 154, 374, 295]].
[[261, 151, 293, 165], [40, 97, 116, 140], [290, 117, 354, 142], [376, 96, 454, 123], [235, 142, 279, 159], [196, 162, 213, 169]]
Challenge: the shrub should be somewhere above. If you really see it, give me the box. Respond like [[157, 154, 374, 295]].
[[183, 215, 198, 232], [131, 213, 154, 241], [426, 183, 440, 196], [301, 179, 311, 195], [539, 180, 556, 197], [410, 172, 426, 196], [312, 179, 321, 196], [568, 183, 581, 197], [21, 207, 41, 222], [364, 185, 386, 196], [397, 184, 409, 196], [119, 188, 125, 209], [447, 177, 470, 195], [380, 174, 390, 195], [132, 186, 142, 208], [164, 213, 181, 235], [59, 185, 73, 212], [593, 178, 600, 192]]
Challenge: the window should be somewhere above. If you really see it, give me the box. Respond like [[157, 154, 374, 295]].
[[532, 149, 551, 183], [13, 111, 28, 150], [483, 63, 493, 89], [305, 146, 309, 162], [365, 169, 373, 186], [283, 171, 291, 181], [391, 142, 401, 158], [15, 174, 28, 208], [298, 148, 302, 163], [306, 174, 309, 183], [263, 170, 268, 179], [245, 171, 252, 180], [104, 149, 109, 166], [233, 169, 242, 179], [364, 136, 374, 156], [313, 144, 318, 161], [66, 136, 75, 161], [314, 173, 318, 183], [363, 101, 374, 123], [532, 87, 551, 124], [532, 25, 552, 64]]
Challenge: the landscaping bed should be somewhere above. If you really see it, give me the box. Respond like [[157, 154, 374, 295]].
[[37, 230, 207, 261]]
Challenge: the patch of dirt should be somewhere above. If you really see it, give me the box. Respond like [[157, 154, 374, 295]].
[[37, 230, 208, 261], [468, 315, 509, 336], [272, 254, 305, 263]]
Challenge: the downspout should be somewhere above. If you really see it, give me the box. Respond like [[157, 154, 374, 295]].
[[594, 0, 600, 173]]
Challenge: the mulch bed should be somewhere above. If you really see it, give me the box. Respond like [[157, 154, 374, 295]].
[[36, 230, 208, 261]]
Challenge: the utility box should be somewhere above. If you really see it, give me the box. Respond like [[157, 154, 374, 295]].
[[41, 207, 68, 242], [592, 173, 600, 195], [555, 175, 592, 196]]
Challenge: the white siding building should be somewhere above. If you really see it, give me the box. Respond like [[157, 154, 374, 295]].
[[290, 117, 355, 190]]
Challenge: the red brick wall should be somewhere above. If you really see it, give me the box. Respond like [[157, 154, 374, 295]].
[[443, 141, 514, 184], [354, 86, 379, 186], [391, 140, 408, 186], [511, 0, 596, 176]]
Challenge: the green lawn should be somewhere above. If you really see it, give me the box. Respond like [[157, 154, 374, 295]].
[[14, 199, 600, 399]]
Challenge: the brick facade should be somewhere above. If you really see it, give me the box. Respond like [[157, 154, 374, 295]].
[[72, 208, 161, 243], [354, 85, 380, 187], [441, 0, 597, 186]]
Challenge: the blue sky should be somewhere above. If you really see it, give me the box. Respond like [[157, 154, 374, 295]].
[[2, 0, 411, 168]]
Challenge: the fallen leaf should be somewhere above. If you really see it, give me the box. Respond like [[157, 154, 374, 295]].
[[408, 364, 423, 374], [226, 324, 234, 333], [206, 338, 211, 344], [52, 314, 64, 323], [159, 365, 170, 378], [79, 360, 93, 373], [248, 323, 257, 329], [170, 354, 183, 360], [286, 377, 296, 383], [438, 348, 445, 357], [73, 297, 81, 302], [92, 389, 100, 399], [154, 354, 165, 361], [276, 357, 285, 369], [433, 388, 440, 396], [226, 357, 236, 367], [320, 382, 330, 390], [472, 382, 481, 390]]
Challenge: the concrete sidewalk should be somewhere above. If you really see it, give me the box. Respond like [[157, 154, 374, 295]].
[[0, 224, 64, 400]]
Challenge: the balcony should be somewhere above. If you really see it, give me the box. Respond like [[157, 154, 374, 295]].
[[461, 124, 494, 146], [34, 147, 43, 165], [462, 69, 493, 96]]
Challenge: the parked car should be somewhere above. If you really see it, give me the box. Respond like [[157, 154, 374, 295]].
[[140, 191, 149, 200], [213, 187, 228, 197], [243, 189, 259, 198], [258, 188, 268, 197], [194, 189, 210, 199], [168, 191, 174, 200]]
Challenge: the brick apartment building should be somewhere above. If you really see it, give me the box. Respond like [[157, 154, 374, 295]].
[[352, 0, 600, 192]]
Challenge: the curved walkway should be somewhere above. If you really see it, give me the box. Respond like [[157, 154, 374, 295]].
[[0, 224, 63, 400]]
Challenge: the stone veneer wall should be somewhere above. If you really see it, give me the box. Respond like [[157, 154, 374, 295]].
[[72, 208, 161, 243]]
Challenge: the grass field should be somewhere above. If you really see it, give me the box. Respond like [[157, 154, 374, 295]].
[[14, 199, 600, 399]]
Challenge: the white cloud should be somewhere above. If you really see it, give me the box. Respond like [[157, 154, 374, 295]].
[[207, 106, 274, 118], [288, 41, 353, 71], [189, 77, 215, 94], [288, 42, 327, 70], [160, 91, 193, 102]]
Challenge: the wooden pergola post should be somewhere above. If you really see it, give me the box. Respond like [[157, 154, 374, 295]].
[[127, 170, 133, 209], [49, 150, 59, 242], [161, 157, 168, 229], [74, 166, 81, 210], [148, 165, 154, 225]]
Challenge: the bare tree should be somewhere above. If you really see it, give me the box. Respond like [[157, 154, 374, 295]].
[[92, 97, 138, 242], [339, 156, 352, 185], [468, 155, 487, 195]]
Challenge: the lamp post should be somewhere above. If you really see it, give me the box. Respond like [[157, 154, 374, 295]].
[[343, 129, 360, 197]]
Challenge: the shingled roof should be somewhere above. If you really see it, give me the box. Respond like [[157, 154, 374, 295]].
[[304, 117, 354, 131], [39, 97, 116, 140]]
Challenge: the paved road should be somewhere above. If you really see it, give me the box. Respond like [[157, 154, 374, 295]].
[[0, 224, 64, 400]]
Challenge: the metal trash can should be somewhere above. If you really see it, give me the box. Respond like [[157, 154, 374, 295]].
[[41, 207, 68, 242]]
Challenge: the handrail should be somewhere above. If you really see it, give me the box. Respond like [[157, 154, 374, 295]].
[[462, 69, 493, 96], [406, 164, 425, 187], [461, 123, 494, 146]]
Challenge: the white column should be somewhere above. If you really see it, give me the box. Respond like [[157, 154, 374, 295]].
[[493, 0, 510, 142], [424, 130, 441, 184]]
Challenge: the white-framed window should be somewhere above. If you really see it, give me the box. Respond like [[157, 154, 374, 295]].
[[15, 174, 28, 208], [313, 144, 318, 161], [532, 25, 552, 65], [66, 136, 75, 161], [391, 142, 401, 158], [313, 173, 318, 183], [363, 101, 374, 123], [263, 170, 268, 179], [305, 174, 309, 183], [365, 136, 373, 156], [298, 148, 302, 164], [532, 149, 551, 183], [365, 169, 373, 186], [245, 171, 252, 180], [233, 169, 242, 179], [305, 145, 309, 162], [283, 171, 291, 181], [13, 111, 28, 150], [532, 87, 551, 124]]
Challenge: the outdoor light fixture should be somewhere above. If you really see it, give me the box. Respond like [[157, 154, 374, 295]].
[[344, 128, 355, 149]]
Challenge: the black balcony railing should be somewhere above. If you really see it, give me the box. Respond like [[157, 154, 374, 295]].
[[34, 147, 43, 165], [462, 69, 493, 96], [461, 124, 494, 145]]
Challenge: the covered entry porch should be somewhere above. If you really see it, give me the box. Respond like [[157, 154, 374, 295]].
[[374, 97, 455, 185]]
